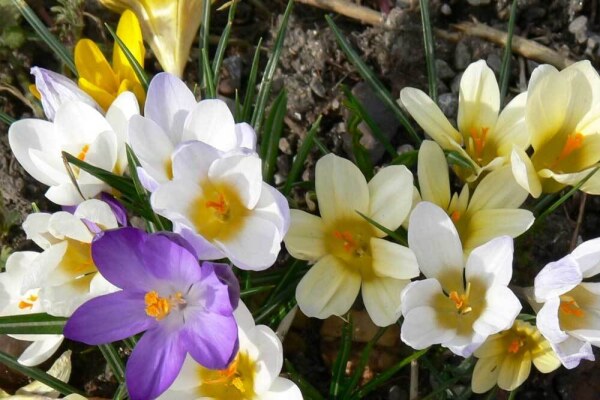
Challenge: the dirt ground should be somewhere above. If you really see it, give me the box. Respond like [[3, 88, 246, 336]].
[[2, 0, 600, 398]]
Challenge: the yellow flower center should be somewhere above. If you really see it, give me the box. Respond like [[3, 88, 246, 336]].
[[190, 183, 249, 241], [144, 291, 185, 321], [164, 158, 174, 180], [18, 294, 38, 310], [450, 210, 461, 223], [560, 297, 585, 318], [448, 282, 472, 315], [325, 219, 375, 280], [197, 351, 256, 399], [551, 133, 585, 168], [468, 126, 489, 163], [61, 239, 97, 290], [507, 337, 524, 354], [77, 144, 90, 161]]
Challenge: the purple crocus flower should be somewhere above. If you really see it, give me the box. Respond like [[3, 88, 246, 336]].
[[64, 227, 239, 400]]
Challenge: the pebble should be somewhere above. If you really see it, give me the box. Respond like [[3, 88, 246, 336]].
[[486, 53, 502, 75], [568, 15, 588, 44], [451, 72, 463, 94], [438, 93, 458, 118], [436, 59, 455, 80], [454, 40, 472, 70], [440, 3, 452, 15]]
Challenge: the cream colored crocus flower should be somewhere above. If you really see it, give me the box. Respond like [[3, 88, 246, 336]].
[[75, 9, 145, 110], [511, 61, 600, 197], [417, 140, 534, 254], [472, 320, 560, 393], [284, 154, 419, 327], [400, 60, 528, 182], [99, 0, 204, 77]]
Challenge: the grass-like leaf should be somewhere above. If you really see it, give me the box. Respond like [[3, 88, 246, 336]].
[[98, 343, 126, 384], [0, 349, 83, 396], [342, 327, 388, 397], [282, 116, 322, 196], [285, 359, 326, 400], [112, 383, 128, 400], [212, 0, 238, 88], [240, 37, 263, 122], [419, 0, 437, 103], [62, 152, 135, 196], [105, 23, 149, 90], [202, 48, 217, 98], [261, 259, 306, 309], [313, 136, 330, 155], [391, 149, 418, 167], [198, 0, 212, 84], [240, 285, 275, 297], [357, 211, 407, 246], [326, 15, 421, 145], [446, 150, 476, 172], [347, 112, 374, 180], [330, 314, 353, 399], [499, 0, 518, 104], [0, 110, 15, 125], [261, 90, 287, 183], [0, 313, 66, 335], [251, 0, 294, 134], [11, 0, 77, 75]]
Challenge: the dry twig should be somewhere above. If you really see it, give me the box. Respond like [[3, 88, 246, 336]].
[[295, 0, 383, 26]]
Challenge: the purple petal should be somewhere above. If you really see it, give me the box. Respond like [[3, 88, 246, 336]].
[[142, 233, 202, 286], [181, 311, 238, 369], [100, 192, 128, 226], [61, 205, 77, 214], [156, 231, 198, 259], [64, 291, 153, 345], [126, 327, 187, 400], [207, 262, 240, 310]]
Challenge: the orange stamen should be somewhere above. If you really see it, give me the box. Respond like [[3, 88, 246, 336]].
[[450, 211, 461, 223], [205, 193, 228, 216], [77, 144, 90, 161], [469, 127, 489, 161], [144, 291, 171, 320], [553, 133, 584, 167], [333, 230, 357, 253], [18, 294, 38, 310], [507, 338, 522, 354], [448, 282, 472, 314], [449, 291, 464, 309], [204, 355, 240, 385], [560, 300, 585, 317]]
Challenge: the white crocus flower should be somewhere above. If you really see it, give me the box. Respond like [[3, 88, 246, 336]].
[[160, 301, 302, 400], [0, 252, 64, 366], [400, 60, 528, 182], [534, 237, 600, 368], [401, 202, 521, 356], [151, 142, 289, 271], [284, 153, 419, 327], [21, 199, 120, 316], [8, 93, 138, 205], [128, 72, 256, 192], [416, 140, 534, 254]]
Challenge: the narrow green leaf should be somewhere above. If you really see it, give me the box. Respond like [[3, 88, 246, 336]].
[[499, 0, 518, 104], [198, 0, 212, 84], [262, 90, 287, 183], [419, 0, 437, 103], [212, 0, 238, 88], [261, 259, 306, 309], [0, 313, 66, 335], [240, 37, 263, 122], [517, 313, 536, 321], [420, 374, 464, 400], [202, 47, 217, 98], [240, 285, 275, 297], [348, 113, 374, 180], [105, 23, 149, 90], [343, 327, 388, 397], [112, 383, 128, 400], [0, 110, 15, 125], [532, 193, 558, 215], [352, 348, 428, 398], [326, 15, 420, 145], [98, 343, 125, 384], [251, 0, 294, 134], [313, 136, 329, 155], [330, 314, 353, 399], [11, 0, 77, 75], [285, 359, 326, 400], [282, 116, 321, 196], [391, 149, 418, 167], [357, 211, 407, 246], [0, 350, 83, 396], [446, 150, 476, 172]]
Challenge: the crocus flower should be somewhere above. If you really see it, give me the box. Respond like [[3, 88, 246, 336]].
[[75, 9, 145, 110], [401, 202, 521, 356], [64, 228, 240, 400], [21, 199, 121, 316], [9, 94, 138, 205], [416, 140, 533, 254], [472, 320, 560, 393], [151, 142, 289, 271], [129, 72, 256, 192], [400, 60, 528, 181], [534, 237, 600, 368], [30, 67, 100, 121], [98, 0, 203, 77], [161, 301, 302, 399], [511, 60, 600, 197], [284, 153, 419, 327], [0, 251, 64, 366]]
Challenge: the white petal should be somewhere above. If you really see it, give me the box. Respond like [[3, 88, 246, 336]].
[[399, 88, 463, 148], [536, 297, 569, 344], [458, 60, 500, 135], [551, 335, 595, 369], [45, 183, 106, 206], [368, 165, 413, 234], [315, 154, 369, 224], [48, 212, 93, 242], [465, 236, 514, 287], [510, 146, 542, 198], [54, 100, 113, 145], [401, 306, 456, 350], [253, 183, 290, 239], [534, 255, 582, 301], [78, 129, 118, 177], [22, 213, 53, 249], [253, 325, 283, 393], [183, 99, 238, 151], [17, 335, 64, 367], [128, 115, 175, 184], [208, 154, 263, 209], [400, 278, 444, 315], [295, 255, 361, 319], [408, 202, 464, 290], [561, 60, 600, 132], [105, 91, 139, 173], [417, 140, 450, 209], [570, 237, 600, 278], [473, 286, 521, 338], [151, 180, 201, 226], [235, 122, 257, 151], [362, 277, 409, 327], [370, 238, 419, 279], [171, 141, 221, 183], [74, 199, 118, 230], [284, 210, 326, 261], [261, 377, 303, 400], [234, 300, 256, 332]]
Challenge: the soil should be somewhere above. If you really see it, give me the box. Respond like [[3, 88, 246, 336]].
[[2, 0, 600, 398]]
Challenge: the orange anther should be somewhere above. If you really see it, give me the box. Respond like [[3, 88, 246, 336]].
[[469, 127, 489, 160], [560, 300, 585, 317], [18, 294, 38, 310], [333, 230, 357, 253], [450, 211, 461, 223], [77, 144, 90, 161], [507, 338, 522, 354], [205, 193, 228, 215], [144, 291, 171, 320], [449, 291, 464, 309]]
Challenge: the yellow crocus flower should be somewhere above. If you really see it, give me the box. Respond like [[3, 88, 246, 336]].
[[98, 0, 205, 77], [75, 9, 146, 111], [472, 320, 560, 393]]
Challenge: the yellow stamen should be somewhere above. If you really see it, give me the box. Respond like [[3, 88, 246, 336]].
[[448, 282, 472, 314], [469, 127, 489, 161], [553, 133, 584, 167], [144, 291, 171, 320], [77, 144, 90, 161], [29, 84, 42, 100], [18, 294, 38, 310], [560, 299, 585, 317], [507, 338, 522, 354], [450, 211, 461, 223], [231, 377, 245, 393]]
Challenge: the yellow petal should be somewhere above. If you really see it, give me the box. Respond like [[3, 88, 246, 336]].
[[284, 210, 326, 261], [532, 348, 561, 373], [117, 79, 146, 105], [467, 166, 528, 213], [560, 60, 600, 132], [510, 146, 542, 198], [113, 9, 145, 83], [472, 356, 501, 394], [497, 352, 531, 392], [494, 92, 529, 156], [77, 77, 116, 111], [74, 39, 118, 94], [418, 140, 450, 210], [542, 167, 600, 196], [463, 209, 534, 252]]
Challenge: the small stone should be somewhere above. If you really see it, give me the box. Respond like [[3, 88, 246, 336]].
[[438, 93, 458, 118], [279, 137, 292, 155], [586, 34, 600, 57], [451, 72, 463, 94], [486, 53, 502, 75], [454, 40, 471, 70], [309, 76, 326, 98], [436, 59, 455, 80], [568, 15, 588, 44], [440, 3, 452, 15]]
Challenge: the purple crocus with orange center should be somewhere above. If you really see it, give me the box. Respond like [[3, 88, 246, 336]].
[[64, 227, 239, 400]]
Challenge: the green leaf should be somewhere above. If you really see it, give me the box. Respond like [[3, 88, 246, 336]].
[[313, 136, 329, 155], [62, 151, 135, 196], [212, 0, 238, 88], [282, 116, 321, 196], [261, 259, 306, 309], [112, 382, 128, 400], [419, 0, 437, 103], [446, 150, 476, 172], [285, 359, 325, 400], [240, 285, 275, 297], [342, 327, 388, 397], [357, 211, 407, 246], [0, 313, 66, 334], [261, 90, 287, 183], [202, 47, 216, 98], [98, 343, 125, 384], [330, 314, 353, 399], [0, 110, 15, 125], [104, 22, 149, 90], [251, 0, 294, 134], [11, 0, 77, 75], [326, 15, 421, 145], [347, 113, 374, 180], [240, 37, 263, 122], [499, 0, 518, 104], [0, 349, 83, 396], [391, 149, 418, 167], [198, 0, 211, 84]]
